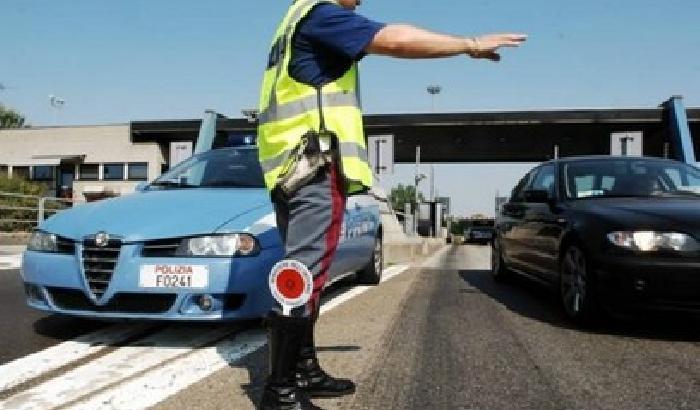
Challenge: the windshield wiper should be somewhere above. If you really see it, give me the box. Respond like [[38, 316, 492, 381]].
[[149, 180, 198, 189]]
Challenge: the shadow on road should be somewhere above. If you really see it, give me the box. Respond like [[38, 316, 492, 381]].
[[32, 315, 108, 340], [220, 276, 364, 407], [460, 269, 700, 342]]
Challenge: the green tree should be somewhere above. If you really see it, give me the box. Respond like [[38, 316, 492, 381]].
[[389, 183, 425, 212], [0, 104, 26, 129], [0, 175, 49, 232]]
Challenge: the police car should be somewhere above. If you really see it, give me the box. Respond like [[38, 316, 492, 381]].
[[20, 145, 382, 320]]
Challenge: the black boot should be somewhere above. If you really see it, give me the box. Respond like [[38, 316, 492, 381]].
[[295, 318, 356, 398], [259, 315, 321, 410]]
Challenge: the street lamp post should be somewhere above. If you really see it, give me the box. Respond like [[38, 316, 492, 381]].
[[49, 95, 66, 125], [427, 85, 442, 112], [413, 145, 426, 235]]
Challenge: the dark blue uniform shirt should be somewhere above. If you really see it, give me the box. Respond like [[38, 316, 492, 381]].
[[290, 3, 385, 87]]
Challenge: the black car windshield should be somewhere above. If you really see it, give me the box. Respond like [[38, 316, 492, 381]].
[[150, 147, 266, 189], [564, 159, 700, 199]]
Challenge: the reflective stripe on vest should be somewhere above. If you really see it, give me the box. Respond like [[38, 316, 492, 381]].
[[258, 0, 373, 194], [258, 90, 358, 125], [261, 141, 369, 173]]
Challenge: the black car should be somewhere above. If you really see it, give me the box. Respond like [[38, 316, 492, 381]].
[[463, 220, 495, 244], [492, 156, 700, 323]]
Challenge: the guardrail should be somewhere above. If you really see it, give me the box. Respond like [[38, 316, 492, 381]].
[[0, 192, 82, 231]]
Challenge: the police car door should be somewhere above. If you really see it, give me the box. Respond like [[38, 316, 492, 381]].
[[331, 194, 379, 279]]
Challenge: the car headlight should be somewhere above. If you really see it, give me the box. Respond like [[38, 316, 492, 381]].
[[27, 231, 59, 253], [175, 234, 259, 257], [607, 231, 700, 252]]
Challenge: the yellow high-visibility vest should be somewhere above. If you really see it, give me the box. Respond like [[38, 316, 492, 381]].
[[257, 0, 373, 194]]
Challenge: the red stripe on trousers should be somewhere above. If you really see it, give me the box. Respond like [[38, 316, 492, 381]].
[[308, 164, 344, 316]]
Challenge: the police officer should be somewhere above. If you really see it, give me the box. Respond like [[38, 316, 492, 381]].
[[257, 1, 526, 408]]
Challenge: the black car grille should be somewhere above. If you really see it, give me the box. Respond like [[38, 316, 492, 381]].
[[141, 238, 181, 257], [82, 239, 122, 299], [48, 287, 176, 313], [56, 236, 76, 254]]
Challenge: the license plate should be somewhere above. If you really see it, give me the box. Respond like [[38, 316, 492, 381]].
[[139, 265, 209, 288]]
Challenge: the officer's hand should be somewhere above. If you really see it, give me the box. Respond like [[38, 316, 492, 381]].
[[467, 33, 527, 61]]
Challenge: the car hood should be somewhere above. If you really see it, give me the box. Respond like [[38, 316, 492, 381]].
[[40, 188, 273, 242], [571, 198, 700, 234]]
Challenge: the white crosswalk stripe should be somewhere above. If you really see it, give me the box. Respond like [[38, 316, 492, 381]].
[[0, 324, 153, 392], [0, 265, 411, 410]]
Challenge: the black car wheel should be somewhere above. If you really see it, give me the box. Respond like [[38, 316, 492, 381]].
[[560, 244, 600, 324], [491, 237, 511, 282], [357, 234, 383, 285]]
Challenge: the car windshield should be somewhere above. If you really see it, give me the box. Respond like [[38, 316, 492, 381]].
[[564, 159, 700, 199], [469, 220, 494, 228], [150, 147, 265, 189]]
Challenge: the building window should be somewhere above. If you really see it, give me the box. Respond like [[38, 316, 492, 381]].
[[0, 165, 7, 177], [79, 164, 99, 180], [13, 166, 30, 180], [103, 163, 125, 181], [33, 165, 55, 181], [128, 163, 148, 181]]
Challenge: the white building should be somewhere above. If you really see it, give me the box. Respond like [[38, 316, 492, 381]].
[[0, 124, 165, 201]]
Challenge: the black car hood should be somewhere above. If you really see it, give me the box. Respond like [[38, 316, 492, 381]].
[[570, 198, 700, 235]]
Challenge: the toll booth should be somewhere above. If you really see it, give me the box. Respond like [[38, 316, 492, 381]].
[[416, 201, 444, 237]]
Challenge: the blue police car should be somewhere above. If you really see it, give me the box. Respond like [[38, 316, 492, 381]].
[[21, 146, 382, 320]]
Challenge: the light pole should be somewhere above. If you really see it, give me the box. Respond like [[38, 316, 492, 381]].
[[413, 145, 426, 234], [49, 95, 66, 125], [427, 85, 441, 112]]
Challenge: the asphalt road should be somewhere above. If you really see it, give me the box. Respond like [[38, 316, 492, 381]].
[[1, 246, 699, 409], [344, 245, 700, 410], [0, 269, 106, 365]]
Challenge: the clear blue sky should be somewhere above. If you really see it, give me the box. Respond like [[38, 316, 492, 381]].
[[2, 0, 700, 216]]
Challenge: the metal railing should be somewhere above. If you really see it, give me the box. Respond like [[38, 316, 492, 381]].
[[0, 192, 82, 231]]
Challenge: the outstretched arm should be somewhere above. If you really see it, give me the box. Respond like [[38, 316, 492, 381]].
[[366, 24, 526, 61]]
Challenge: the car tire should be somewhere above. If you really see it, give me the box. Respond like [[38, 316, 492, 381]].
[[356, 234, 383, 285], [559, 244, 601, 325], [491, 237, 511, 282]]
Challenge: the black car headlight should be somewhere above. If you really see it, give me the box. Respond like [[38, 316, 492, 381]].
[[607, 231, 700, 252], [175, 234, 259, 257]]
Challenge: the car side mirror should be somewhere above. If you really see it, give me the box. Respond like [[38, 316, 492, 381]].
[[135, 181, 149, 192], [523, 189, 552, 203]]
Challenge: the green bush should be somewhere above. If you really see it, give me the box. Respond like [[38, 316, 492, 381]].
[[0, 175, 49, 232]]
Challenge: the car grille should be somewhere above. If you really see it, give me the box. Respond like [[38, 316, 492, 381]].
[[141, 238, 181, 257], [56, 236, 76, 254], [48, 288, 176, 313], [82, 238, 122, 299]]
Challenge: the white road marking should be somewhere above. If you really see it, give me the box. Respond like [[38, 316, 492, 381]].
[[67, 265, 410, 410], [320, 264, 407, 314], [420, 244, 451, 268], [69, 329, 268, 410], [0, 327, 232, 410], [0, 324, 153, 393], [0, 265, 411, 410]]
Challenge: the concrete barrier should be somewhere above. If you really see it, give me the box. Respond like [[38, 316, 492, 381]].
[[384, 238, 445, 267]]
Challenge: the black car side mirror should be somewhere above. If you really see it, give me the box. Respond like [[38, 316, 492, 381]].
[[523, 189, 552, 203]]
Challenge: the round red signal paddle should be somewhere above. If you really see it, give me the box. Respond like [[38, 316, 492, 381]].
[[269, 260, 313, 316]]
